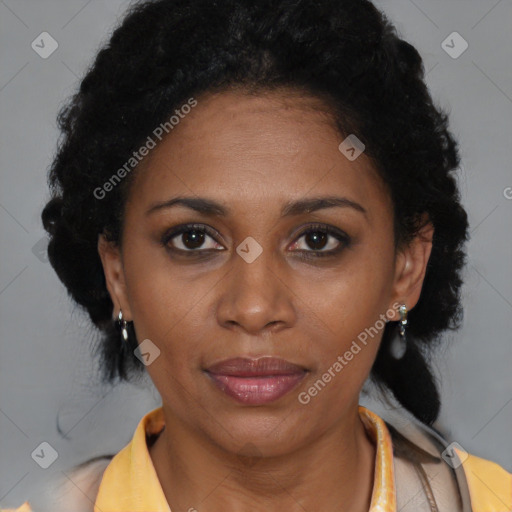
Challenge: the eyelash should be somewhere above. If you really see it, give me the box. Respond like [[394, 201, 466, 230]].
[[160, 223, 351, 259]]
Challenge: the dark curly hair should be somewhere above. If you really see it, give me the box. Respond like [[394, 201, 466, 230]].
[[41, 0, 469, 426]]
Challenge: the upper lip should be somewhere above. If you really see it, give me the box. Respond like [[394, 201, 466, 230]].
[[205, 356, 307, 377]]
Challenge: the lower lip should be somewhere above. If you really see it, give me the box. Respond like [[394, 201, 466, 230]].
[[205, 372, 306, 405]]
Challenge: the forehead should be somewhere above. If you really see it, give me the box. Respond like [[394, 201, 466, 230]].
[[126, 89, 391, 220]]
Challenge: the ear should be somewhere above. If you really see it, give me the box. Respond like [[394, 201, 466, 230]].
[[97, 233, 133, 320], [388, 215, 434, 320]]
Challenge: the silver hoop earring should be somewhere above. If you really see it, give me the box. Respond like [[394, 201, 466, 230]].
[[117, 309, 129, 342], [389, 304, 408, 360]]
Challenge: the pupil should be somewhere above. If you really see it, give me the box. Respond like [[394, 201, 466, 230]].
[[307, 231, 327, 250], [183, 230, 205, 249]]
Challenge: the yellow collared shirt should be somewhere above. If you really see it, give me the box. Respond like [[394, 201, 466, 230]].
[[3, 406, 511, 512], [92, 406, 396, 512]]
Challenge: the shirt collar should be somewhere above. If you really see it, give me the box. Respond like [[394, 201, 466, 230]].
[[94, 405, 396, 512]]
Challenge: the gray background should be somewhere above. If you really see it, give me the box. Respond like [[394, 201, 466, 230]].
[[1, 0, 511, 508]]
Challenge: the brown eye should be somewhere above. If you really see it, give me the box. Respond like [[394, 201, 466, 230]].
[[303, 231, 329, 250], [290, 224, 351, 256], [178, 229, 206, 250], [162, 224, 224, 252]]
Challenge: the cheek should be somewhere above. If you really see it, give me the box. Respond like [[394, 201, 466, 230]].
[[123, 235, 196, 321], [293, 252, 392, 390], [300, 249, 393, 339], [121, 247, 201, 356], [297, 286, 386, 414]]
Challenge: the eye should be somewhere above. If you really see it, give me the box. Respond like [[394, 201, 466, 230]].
[[161, 224, 224, 252], [290, 224, 351, 257], [161, 222, 351, 258]]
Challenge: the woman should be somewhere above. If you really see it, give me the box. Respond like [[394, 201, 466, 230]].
[[5, 0, 510, 510]]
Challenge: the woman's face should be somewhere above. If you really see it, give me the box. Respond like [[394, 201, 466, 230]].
[[99, 89, 432, 456]]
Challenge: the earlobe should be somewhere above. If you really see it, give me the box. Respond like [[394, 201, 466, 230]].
[[389, 219, 434, 318], [97, 234, 132, 319]]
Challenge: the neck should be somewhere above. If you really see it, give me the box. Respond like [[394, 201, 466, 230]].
[[150, 404, 376, 512]]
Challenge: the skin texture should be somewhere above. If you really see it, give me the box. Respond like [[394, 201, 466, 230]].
[[98, 89, 434, 512]]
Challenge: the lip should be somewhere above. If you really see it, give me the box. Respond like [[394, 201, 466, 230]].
[[204, 356, 308, 405], [205, 356, 307, 376]]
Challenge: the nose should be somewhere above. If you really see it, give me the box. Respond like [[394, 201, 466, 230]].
[[216, 245, 296, 336]]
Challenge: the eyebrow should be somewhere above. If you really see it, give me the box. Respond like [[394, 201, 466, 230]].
[[146, 195, 367, 218]]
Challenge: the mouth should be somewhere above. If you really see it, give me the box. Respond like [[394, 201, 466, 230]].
[[204, 356, 308, 405]]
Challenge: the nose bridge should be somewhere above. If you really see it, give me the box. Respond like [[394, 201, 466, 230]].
[[236, 237, 276, 291], [217, 234, 294, 333]]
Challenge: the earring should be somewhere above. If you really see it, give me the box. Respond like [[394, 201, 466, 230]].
[[389, 304, 408, 360], [117, 309, 129, 342]]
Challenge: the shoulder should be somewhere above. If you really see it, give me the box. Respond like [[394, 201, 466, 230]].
[[460, 451, 512, 512], [384, 411, 512, 512], [53, 455, 113, 511], [4, 455, 113, 512]]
